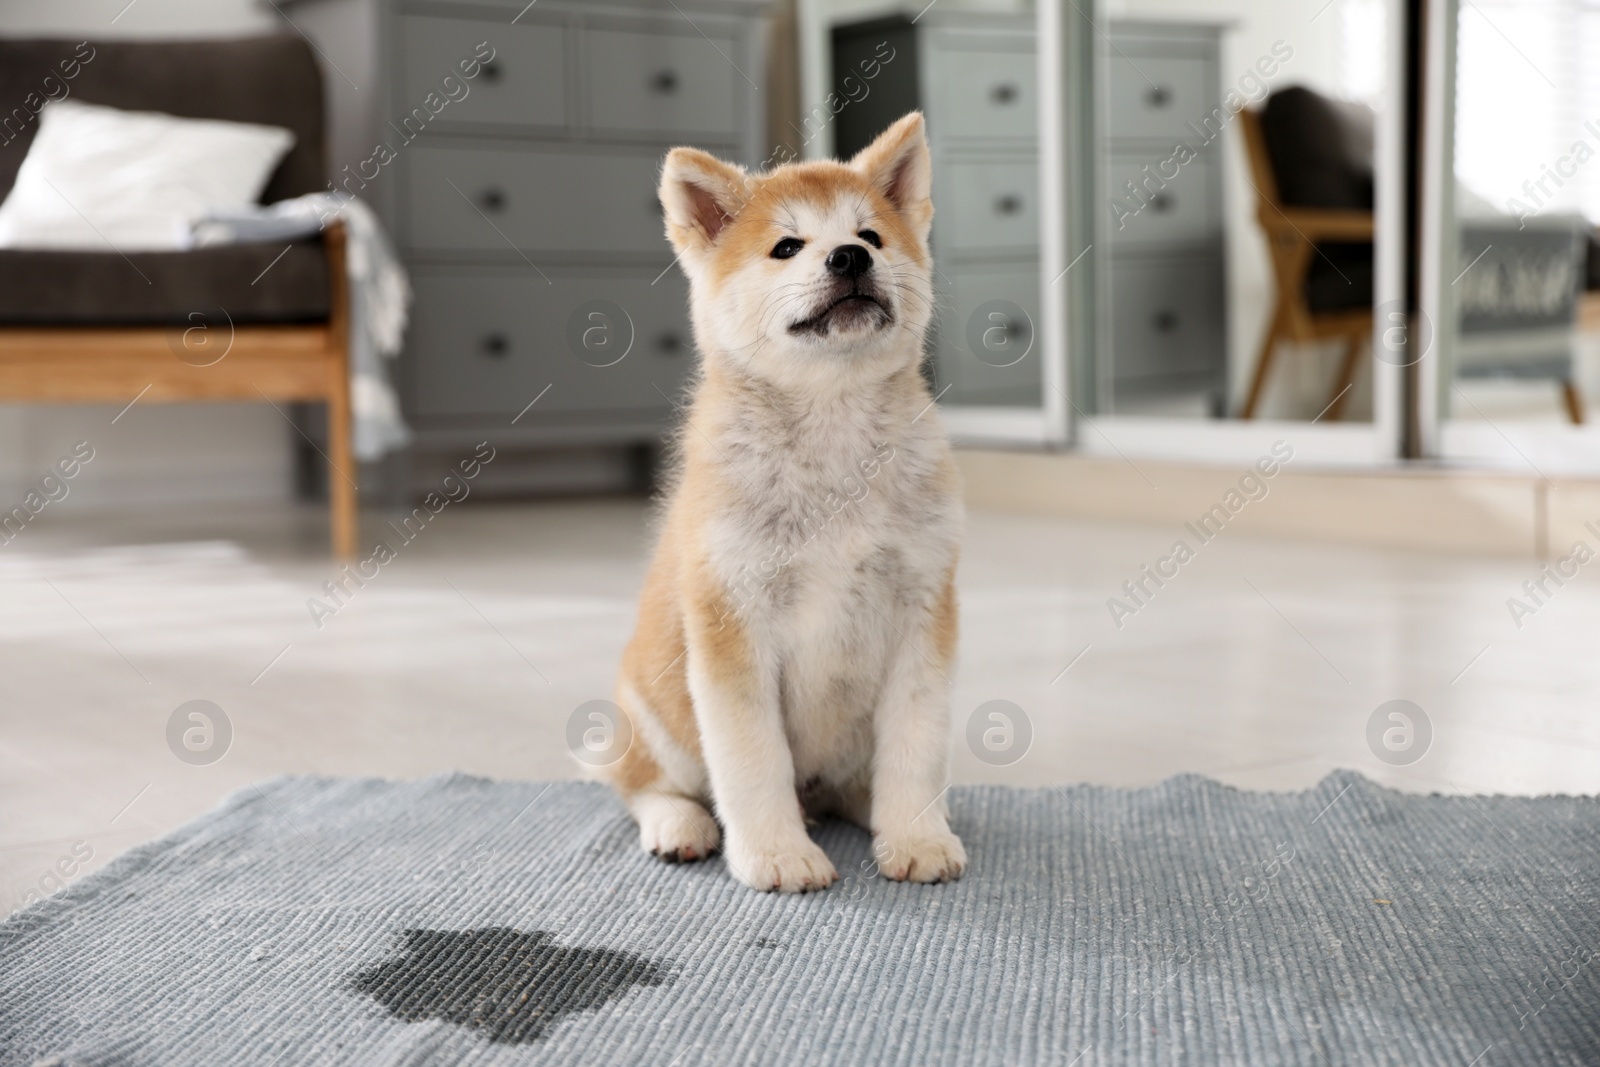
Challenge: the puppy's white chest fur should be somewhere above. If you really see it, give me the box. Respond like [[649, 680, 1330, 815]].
[[705, 387, 960, 779]]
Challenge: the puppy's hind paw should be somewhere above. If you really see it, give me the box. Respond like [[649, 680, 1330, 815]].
[[874, 829, 967, 884]]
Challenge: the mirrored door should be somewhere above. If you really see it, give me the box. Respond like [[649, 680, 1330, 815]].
[[1038, 0, 1406, 470], [1422, 0, 1600, 471], [1091, 0, 1391, 426]]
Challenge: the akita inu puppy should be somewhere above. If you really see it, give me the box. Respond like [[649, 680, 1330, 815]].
[[605, 113, 964, 893]]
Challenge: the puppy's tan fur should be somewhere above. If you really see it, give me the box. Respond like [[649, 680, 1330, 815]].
[[603, 114, 964, 892]]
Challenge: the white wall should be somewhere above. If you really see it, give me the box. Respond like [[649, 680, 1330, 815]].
[[0, 0, 329, 512]]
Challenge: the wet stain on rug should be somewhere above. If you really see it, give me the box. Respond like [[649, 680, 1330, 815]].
[[350, 927, 672, 1043]]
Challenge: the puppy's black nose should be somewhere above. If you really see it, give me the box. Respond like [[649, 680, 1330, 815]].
[[825, 244, 873, 279]]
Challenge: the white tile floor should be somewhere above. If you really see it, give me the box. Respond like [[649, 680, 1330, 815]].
[[4, 495, 1598, 914]]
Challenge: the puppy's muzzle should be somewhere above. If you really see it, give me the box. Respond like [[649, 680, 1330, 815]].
[[789, 244, 893, 336]]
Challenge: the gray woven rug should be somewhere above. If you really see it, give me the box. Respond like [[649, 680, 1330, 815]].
[[3, 772, 1596, 1066]]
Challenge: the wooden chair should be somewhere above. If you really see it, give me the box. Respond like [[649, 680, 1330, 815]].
[[0, 222, 356, 558], [1237, 106, 1374, 421], [0, 36, 358, 557]]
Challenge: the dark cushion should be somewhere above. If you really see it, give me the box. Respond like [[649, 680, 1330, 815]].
[[0, 36, 325, 206], [1260, 87, 1376, 312], [0, 238, 330, 325], [1305, 241, 1375, 313], [1260, 86, 1375, 210]]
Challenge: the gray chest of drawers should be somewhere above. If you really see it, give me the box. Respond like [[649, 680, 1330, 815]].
[[831, 13, 1226, 413], [381, 0, 768, 454]]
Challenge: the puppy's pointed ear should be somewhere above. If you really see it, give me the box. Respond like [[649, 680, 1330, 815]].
[[850, 112, 932, 238], [659, 147, 749, 260]]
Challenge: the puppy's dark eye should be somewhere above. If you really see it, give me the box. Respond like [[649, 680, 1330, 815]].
[[771, 237, 805, 259], [858, 229, 882, 249]]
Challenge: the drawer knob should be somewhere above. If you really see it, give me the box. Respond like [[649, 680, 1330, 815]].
[[1150, 193, 1174, 213], [480, 332, 511, 358], [1153, 311, 1179, 333], [478, 187, 507, 213], [651, 69, 679, 94], [657, 332, 684, 355], [991, 83, 1018, 104], [481, 61, 503, 84], [1145, 85, 1172, 108], [995, 194, 1022, 215]]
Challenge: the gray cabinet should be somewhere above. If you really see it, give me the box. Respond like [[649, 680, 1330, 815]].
[[383, 0, 768, 454], [832, 13, 1227, 412]]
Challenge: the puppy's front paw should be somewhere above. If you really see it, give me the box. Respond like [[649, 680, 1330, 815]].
[[874, 828, 967, 884], [725, 837, 837, 893], [635, 795, 720, 863]]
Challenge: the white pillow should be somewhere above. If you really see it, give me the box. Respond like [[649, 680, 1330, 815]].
[[0, 99, 295, 251]]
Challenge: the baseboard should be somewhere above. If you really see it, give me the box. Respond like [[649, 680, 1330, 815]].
[[956, 448, 1600, 559]]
